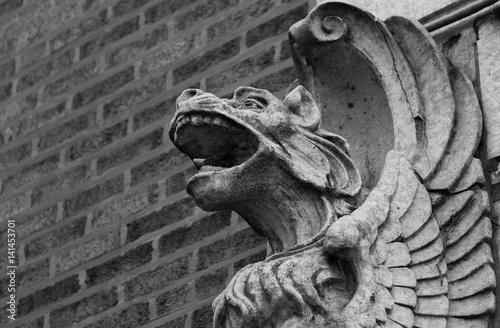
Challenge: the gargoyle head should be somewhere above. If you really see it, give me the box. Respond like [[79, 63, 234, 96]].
[[169, 86, 361, 251]]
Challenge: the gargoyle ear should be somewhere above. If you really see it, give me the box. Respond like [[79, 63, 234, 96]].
[[283, 85, 321, 130]]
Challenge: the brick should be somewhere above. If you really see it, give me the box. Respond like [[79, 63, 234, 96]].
[[280, 39, 292, 60], [124, 254, 191, 299], [206, 47, 275, 92], [0, 37, 14, 58], [64, 175, 124, 218], [130, 148, 190, 187], [25, 216, 86, 260], [139, 32, 203, 76], [0, 193, 27, 221], [92, 184, 159, 230], [50, 9, 108, 52], [156, 284, 189, 316], [13, 102, 69, 141], [19, 43, 46, 70], [53, 229, 121, 274], [97, 128, 163, 175], [38, 111, 95, 151], [82, 0, 115, 11], [106, 24, 169, 68], [164, 171, 186, 198], [17, 317, 44, 328], [10, 1, 79, 53], [208, 0, 274, 41], [0, 142, 31, 170], [0, 82, 12, 101], [144, 0, 197, 24], [65, 120, 128, 162], [0, 58, 14, 80], [73, 66, 135, 110], [173, 38, 240, 85], [133, 99, 173, 131], [250, 66, 296, 93], [0, 305, 8, 325], [192, 304, 213, 328], [81, 16, 140, 59], [18, 259, 50, 289], [154, 315, 186, 328], [86, 242, 153, 287], [32, 164, 91, 206], [18, 275, 80, 316], [113, 0, 151, 17], [159, 211, 231, 256], [84, 302, 149, 328], [0, 277, 12, 300], [2, 154, 59, 196], [50, 287, 118, 328], [197, 228, 266, 270], [43, 59, 100, 100], [126, 197, 195, 242], [17, 206, 57, 239], [0, 259, 49, 299], [103, 74, 165, 120], [175, 0, 239, 32], [246, 4, 308, 48], [195, 267, 228, 299], [0, 0, 23, 17], [0, 92, 37, 130], [234, 250, 266, 272], [18, 50, 73, 93]]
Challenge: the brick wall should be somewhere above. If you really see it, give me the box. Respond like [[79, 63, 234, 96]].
[[0, 0, 311, 327]]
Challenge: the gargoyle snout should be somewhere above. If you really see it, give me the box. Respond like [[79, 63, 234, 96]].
[[177, 88, 206, 105]]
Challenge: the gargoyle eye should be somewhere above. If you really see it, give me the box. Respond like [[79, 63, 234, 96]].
[[240, 98, 265, 111]]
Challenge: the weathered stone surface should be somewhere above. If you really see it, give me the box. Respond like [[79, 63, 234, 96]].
[[442, 27, 477, 83], [414, 295, 449, 316], [477, 15, 500, 159], [385, 243, 411, 268], [390, 268, 416, 288], [416, 277, 448, 297]]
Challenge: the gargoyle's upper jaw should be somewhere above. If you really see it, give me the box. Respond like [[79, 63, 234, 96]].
[[169, 105, 260, 174]]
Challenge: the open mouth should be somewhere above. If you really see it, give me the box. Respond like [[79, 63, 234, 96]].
[[172, 113, 259, 173]]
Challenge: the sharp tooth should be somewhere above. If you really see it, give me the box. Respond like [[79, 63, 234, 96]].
[[212, 117, 223, 126], [203, 116, 212, 124], [219, 119, 230, 127], [192, 115, 202, 126]]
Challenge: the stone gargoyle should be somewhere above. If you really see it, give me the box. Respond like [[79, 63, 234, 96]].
[[169, 2, 496, 328]]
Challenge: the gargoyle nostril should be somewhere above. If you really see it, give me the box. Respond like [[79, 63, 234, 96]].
[[177, 89, 205, 104]]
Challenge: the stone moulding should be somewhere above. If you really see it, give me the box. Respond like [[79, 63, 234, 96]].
[[169, 2, 497, 327]]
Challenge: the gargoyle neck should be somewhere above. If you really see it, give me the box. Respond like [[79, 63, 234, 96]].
[[235, 181, 333, 254]]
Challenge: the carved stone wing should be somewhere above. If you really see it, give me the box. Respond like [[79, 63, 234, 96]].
[[290, 3, 495, 327]]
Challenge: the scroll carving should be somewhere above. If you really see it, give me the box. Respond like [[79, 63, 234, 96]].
[[169, 2, 496, 327]]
